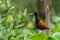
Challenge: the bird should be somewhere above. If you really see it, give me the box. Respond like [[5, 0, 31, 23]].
[[32, 11, 49, 30]]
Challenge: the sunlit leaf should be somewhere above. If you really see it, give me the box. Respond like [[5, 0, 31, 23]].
[[52, 28, 60, 35], [6, 15, 13, 23], [52, 32, 60, 40], [27, 22, 34, 28]]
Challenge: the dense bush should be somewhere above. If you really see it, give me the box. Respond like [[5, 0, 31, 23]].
[[0, 0, 60, 40]]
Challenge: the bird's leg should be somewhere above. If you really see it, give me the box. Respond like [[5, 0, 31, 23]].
[[41, 30, 44, 32]]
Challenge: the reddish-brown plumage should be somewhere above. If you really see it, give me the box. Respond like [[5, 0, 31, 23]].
[[32, 11, 49, 30], [37, 21, 49, 30]]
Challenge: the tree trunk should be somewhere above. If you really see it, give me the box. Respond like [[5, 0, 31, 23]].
[[37, 0, 45, 19], [38, 0, 51, 36]]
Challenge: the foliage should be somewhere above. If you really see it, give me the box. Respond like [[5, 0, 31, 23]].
[[0, 0, 60, 40]]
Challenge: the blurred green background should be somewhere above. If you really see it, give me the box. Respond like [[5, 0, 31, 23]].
[[0, 0, 60, 40]]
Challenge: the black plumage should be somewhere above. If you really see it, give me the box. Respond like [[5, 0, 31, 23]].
[[32, 11, 49, 30]]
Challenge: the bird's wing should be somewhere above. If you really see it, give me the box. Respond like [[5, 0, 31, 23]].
[[37, 21, 49, 29]]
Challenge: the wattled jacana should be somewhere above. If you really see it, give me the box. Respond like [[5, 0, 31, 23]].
[[32, 11, 49, 30]]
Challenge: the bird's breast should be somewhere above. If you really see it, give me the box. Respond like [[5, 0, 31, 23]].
[[36, 21, 49, 30]]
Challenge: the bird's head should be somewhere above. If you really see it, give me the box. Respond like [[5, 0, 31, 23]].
[[32, 11, 37, 16], [28, 11, 37, 17]]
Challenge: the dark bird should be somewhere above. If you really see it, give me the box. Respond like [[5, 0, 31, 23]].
[[32, 11, 49, 30]]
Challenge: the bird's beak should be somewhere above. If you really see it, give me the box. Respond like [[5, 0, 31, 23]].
[[28, 13, 33, 16], [31, 13, 34, 15], [28, 11, 35, 16], [31, 11, 35, 15], [29, 12, 34, 16]]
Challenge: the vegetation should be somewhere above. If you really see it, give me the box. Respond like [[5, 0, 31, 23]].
[[0, 0, 60, 40]]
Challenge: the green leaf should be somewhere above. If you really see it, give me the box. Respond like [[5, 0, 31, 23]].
[[52, 32, 60, 40], [48, 37, 56, 40], [10, 36, 15, 40], [31, 32, 48, 40], [51, 16, 60, 23], [6, 15, 13, 23], [10, 30, 16, 36], [52, 28, 60, 35], [23, 8, 27, 16]]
